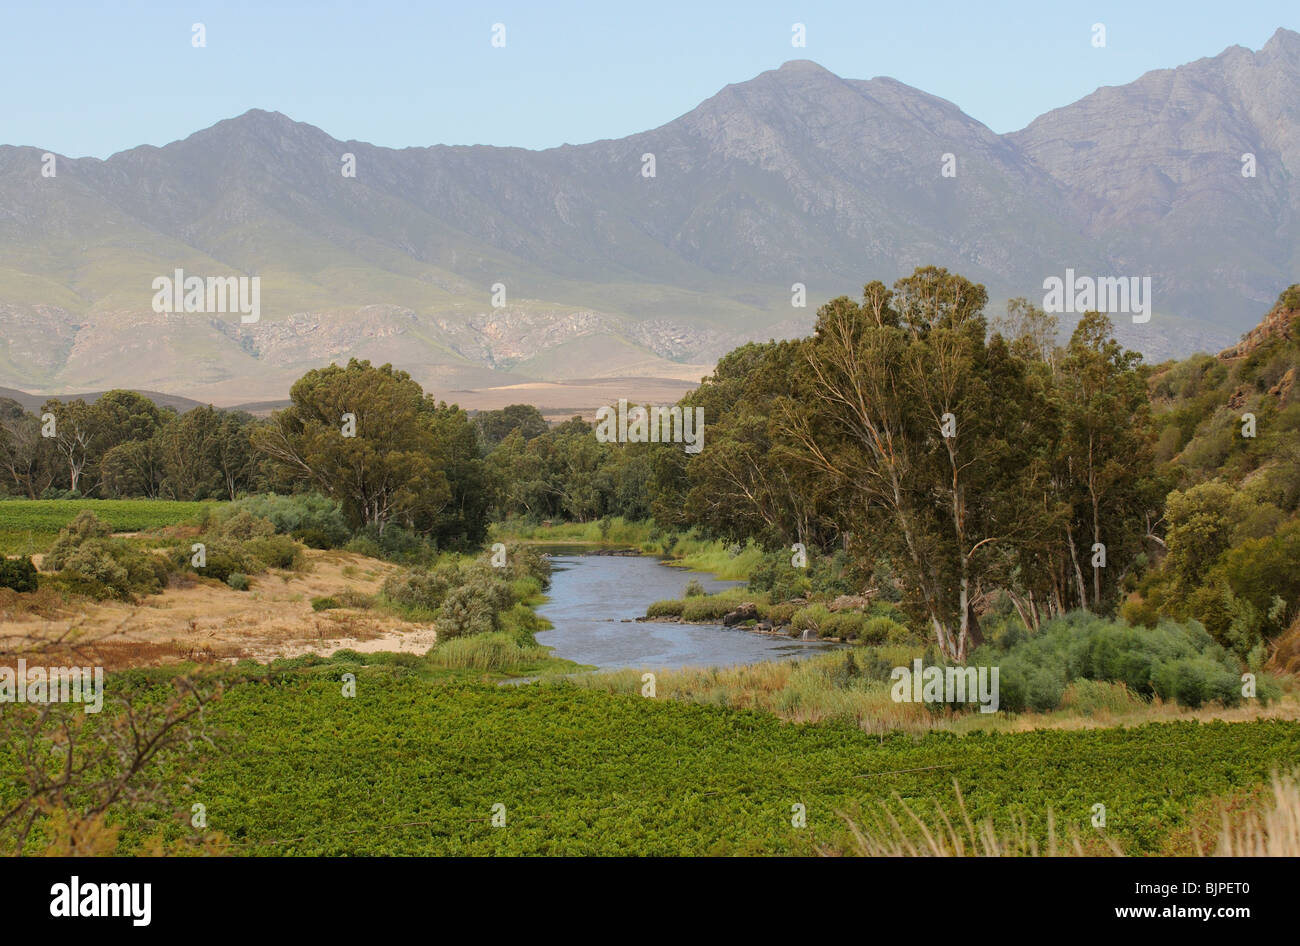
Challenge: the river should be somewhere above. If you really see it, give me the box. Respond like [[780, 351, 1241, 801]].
[[533, 548, 834, 670]]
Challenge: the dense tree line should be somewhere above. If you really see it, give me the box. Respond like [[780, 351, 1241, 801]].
[[0, 391, 258, 502], [0, 361, 490, 550]]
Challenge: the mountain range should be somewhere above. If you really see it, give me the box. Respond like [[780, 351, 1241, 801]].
[[1, 27, 1297, 407]]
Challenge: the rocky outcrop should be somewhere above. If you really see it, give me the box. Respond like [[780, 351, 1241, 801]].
[[721, 602, 759, 626], [828, 594, 874, 612], [1220, 288, 1299, 360]]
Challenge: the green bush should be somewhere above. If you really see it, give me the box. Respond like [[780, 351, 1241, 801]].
[[43, 510, 114, 570], [494, 544, 552, 590], [175, 540, 256, 583], [55, 538, 170, 600], [681, 596, 737, 622], [1278, 284, 1300, 311], [509, 576, 543, 603], [381, 566, 457, 617], [759, 602, 796, 625], [790, 603, 833, 634], [346, 524, 435, 565], [0, 556, 38, 592], [382, 559, 515, 637], [227, 573, 250, 591], [1150, 656, 1242, 708], [438, 584, 496, 638], [311, 596, 341, 611], [213, 509, 276, 542], [861, 615, 906, 645], [747, 555, 810, 602], [646, 599, 685, 618], [228, 493, 350, 548], [683, 578, 706, 598], [820, 611, 869, 640], [243, 534, 302, 570], [970, 612, 1273, 713]]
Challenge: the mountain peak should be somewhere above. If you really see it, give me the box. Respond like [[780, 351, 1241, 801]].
[[775, 59, 835, 75], [1262, 26, 1300, 59]]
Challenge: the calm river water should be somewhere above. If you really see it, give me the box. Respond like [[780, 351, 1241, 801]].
[[533, 549, 833, 670]]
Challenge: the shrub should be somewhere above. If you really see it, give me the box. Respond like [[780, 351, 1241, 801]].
[[177, 540, 257, 583], [681, 596, 737, 622], [683, 578, 706, 598], [1149, 656, 1242, 708], [337, 589, 374, 609], [858, 615, 905, 645], [382, 560, 514, 636], [0, 556, 38, 593], [883, 619, 919, 645], [760, 602, 796, 625], [1058, 679, 1145, 717], [438, 585, 496, 637], [228, 493, 350, 548], [646, 599, 685, 618], [820, 611, 869, 640], [243, 534, 302, 570], [381, 566, 457, 617], [311, 596, 341, 611], [747, 555, 810, 602], [55, 538, 170, 600], [971, 612, 1263, 713], [227, 573, 250, 591], [495, 544, 552, 590], [791, 603, 833, 635], [43, 511, 114, 570], [213, 509, 275, 542], [346, 524, 435, 565]]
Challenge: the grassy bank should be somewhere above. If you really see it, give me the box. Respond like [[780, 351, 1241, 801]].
[[490, 517, 765, 581], [560, 649, 1300, 735]]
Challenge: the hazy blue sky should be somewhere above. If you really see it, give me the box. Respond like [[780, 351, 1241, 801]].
[[4, 0, 1295, 157]]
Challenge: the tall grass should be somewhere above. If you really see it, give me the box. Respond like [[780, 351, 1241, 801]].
[[839, 781, 1120, 856], [837, 771, 1300, 856], [1213, 772, 1300, 856], [426, 632, 551, 671]]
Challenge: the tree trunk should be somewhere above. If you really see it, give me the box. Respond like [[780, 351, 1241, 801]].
[[1066, 524, 1088, 611]]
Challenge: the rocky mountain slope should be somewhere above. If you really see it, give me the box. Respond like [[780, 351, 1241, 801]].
[[1, 29, 1297, 403]]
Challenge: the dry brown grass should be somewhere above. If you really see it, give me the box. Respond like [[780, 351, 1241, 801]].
[[0, 550, 435, 668], [835, 772, 1300, 857], [1269, 615, 1300, 675], [835, 782, 1123, 857], [1212, 772, 1300, 856]]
